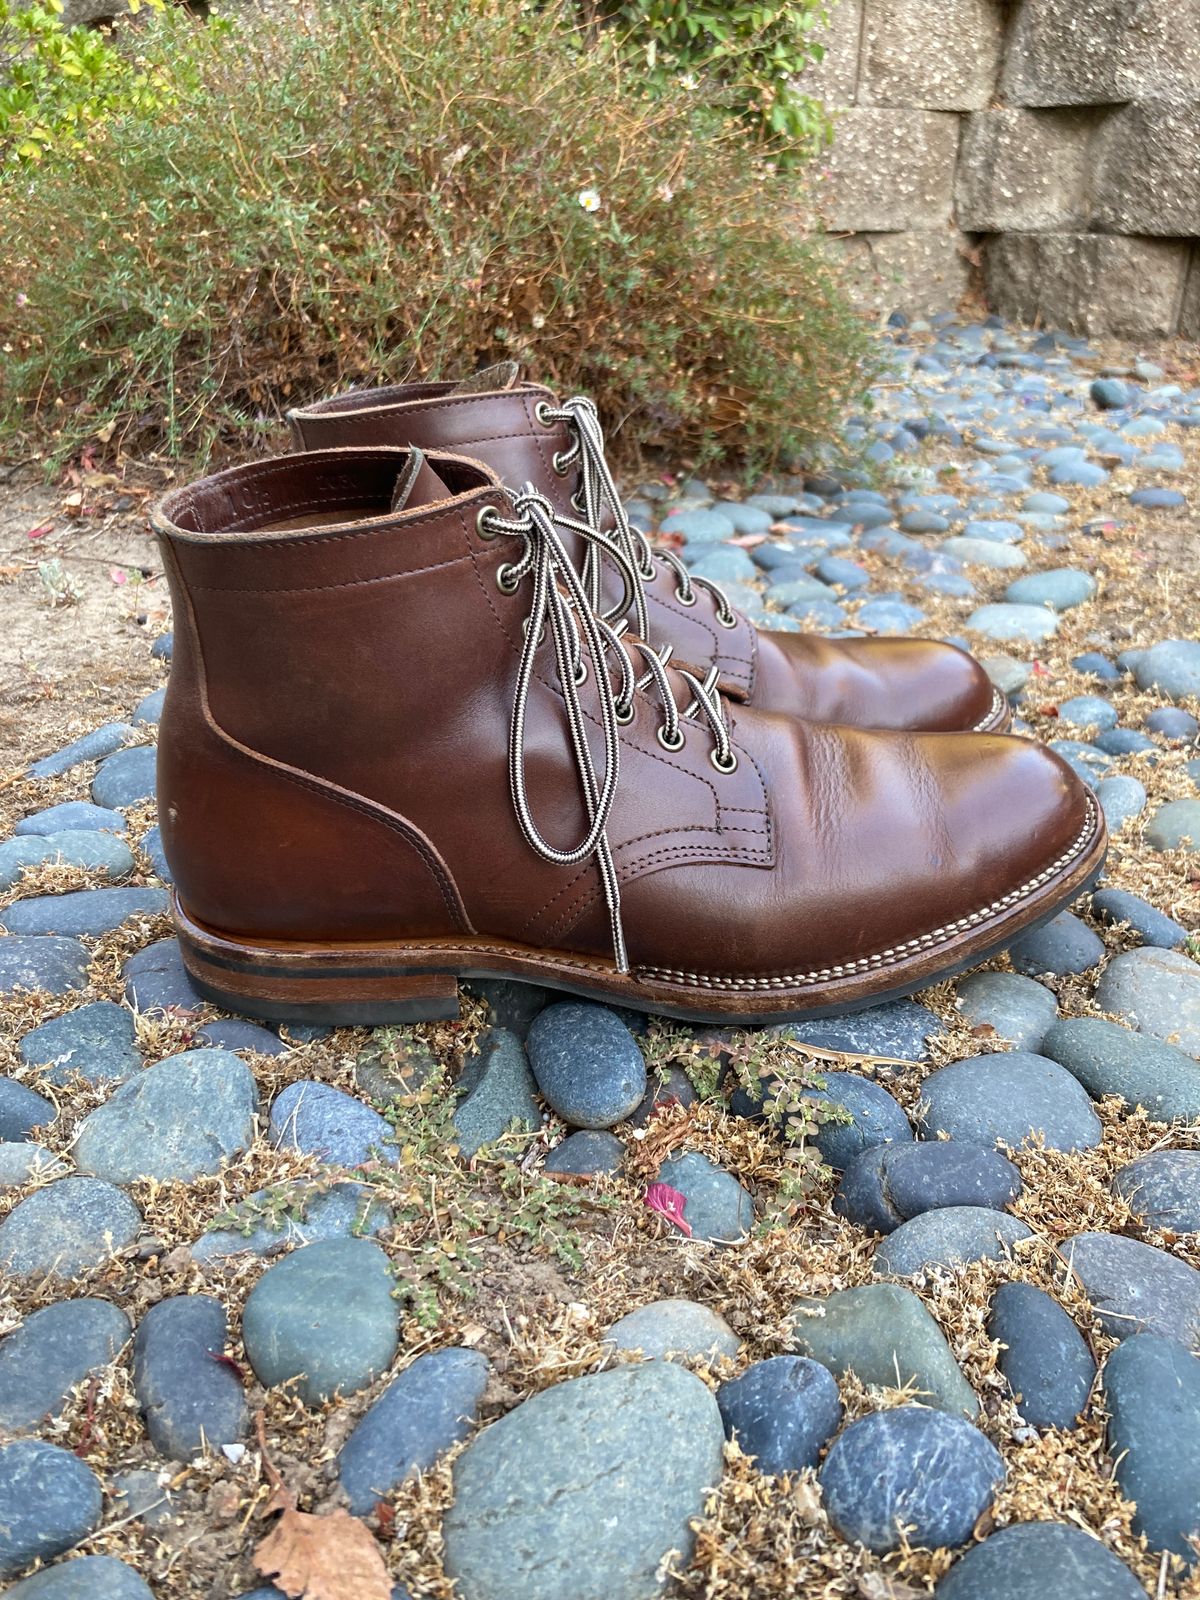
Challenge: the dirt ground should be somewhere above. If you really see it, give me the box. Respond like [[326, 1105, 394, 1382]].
[[1, 333, 1199, 1600]]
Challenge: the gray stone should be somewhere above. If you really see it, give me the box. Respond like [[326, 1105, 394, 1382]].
[[1092, 888, 1188, 950], [0, 830, 134, 892], [1103, 1334, 1200, 1565], [1146, 798, 1200, 852], [543, 1129, 624, 1177], [935, 1521, 1146, 1600], [0, 1440, 102, 1578], [874, 1206, 1032, 1277], [133, 1295, 247, 1459], [3, 1556, 155, 1600], [241, 1238, 400, 1405], [0, 1143, 67, 1185], [122, 938, 204, 1014], [1096, 775, 1148, 832], [627, 1065, 698, 1129], [354, 1028, 440, 1100], [139, 825, 171, 882], [981, 655, 1031, 699], [0, 1077, 54, 1142], [90, 746, 157, 809], [74, 1048, 257, 1182], [919, 1052, 1102, 1151], [109, 1470, 175, 1528], [1002, 0, 1200, 107], [0, 937, 90, 997], [526, 1002, 646, 1129], [1134, 639, 1200, 700], [984, 234, 1191, 340], [943, 538, 1028, 570], [820, 1406, 1003, 1554], [0, 887, 168, 937], [1145, 707, 1200, 742], [956, 108, 1091, 231], [838, 1141, 1023, 1239], [192, 1180, 392, 1263], [270, 1080, 397, 1168], [196, 1018, 287, 1056], [665, 509, 733, 544], [858, 0, 1002, 110], [988, 1282, 1095, 1431], [1094, 100, 1200, 236], [821, 109, 959, 232], [1095, 948, 1200, 1058], [1041, 1016, 1200, 1121], [15, 803, 124, 836], [1115, 1150, 1200, 1232], [443, 1362, 725, 1600], [604, 1299, 742, 1363], [338, 1347, 489, 1515], [1064, 1232, 1200, 1347], [1056, 695, 1118, 733], [132, 687, 166, 726], [0, 1177, 141, 1278], [795, 1070, 912, 1171], [716, 1356, 841, 1475], [453, 1028, 541, 1157], [967, 603, 1058, 642], [955, 971, 1058, 1050], [791, 1282, 978, 1418], [19, 1001, 141, 1085], [1007, 911, 1105, 977], [655, 1151, 754, 1243], [0, 1299, 131, 1431], [781, 998, 940, 1062], [28, 723, 134, 779], [1005, 568, 1097, 612]]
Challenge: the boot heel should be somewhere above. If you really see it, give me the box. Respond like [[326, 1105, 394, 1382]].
[[174, 901, 461, 1028]]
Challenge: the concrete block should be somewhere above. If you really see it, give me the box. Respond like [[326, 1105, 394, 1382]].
[[1092, 100, 1200, 236], [956, 108, 1096, 231], [860, 0, 1004, 110], [821, 109, 959, 231], [984, 233, 1190, 338], [792, 0, 864, 106], [834, 230, 974, 317], [1003, 0, 1200, 107]]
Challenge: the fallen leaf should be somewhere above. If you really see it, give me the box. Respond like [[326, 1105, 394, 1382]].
[[253, 1506, 392, 1600], [109, 566, 128, 585], [644, 1181, 692, 1236], [25, 522, 53, 540], [728, 533, 767, 548]]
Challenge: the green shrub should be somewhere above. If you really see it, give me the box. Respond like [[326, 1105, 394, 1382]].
[[0, 0, 172, 165], [0, 0, 872, 468], [595, 0, 831, 156]]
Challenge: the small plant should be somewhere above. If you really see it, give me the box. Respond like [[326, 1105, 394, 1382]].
[[0, 0, 172, 165], [595, 0, 831, 158]]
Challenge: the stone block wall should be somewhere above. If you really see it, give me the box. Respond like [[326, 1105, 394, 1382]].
[[803, 0, 1200, 335]]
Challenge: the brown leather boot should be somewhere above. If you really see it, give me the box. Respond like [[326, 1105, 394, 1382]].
[[152, 447, 1105, 1027], [288, 369, 1010, 736]]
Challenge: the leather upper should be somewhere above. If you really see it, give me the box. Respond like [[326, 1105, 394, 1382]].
[[154, 448, 1094, 987]]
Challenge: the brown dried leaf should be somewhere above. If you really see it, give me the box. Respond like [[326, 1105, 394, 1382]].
[[253, 1506, 392, 1600]]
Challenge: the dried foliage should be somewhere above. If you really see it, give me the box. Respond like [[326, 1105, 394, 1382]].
[[0, 0, 873, 469]]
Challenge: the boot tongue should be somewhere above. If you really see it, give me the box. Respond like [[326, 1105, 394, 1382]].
[[448, 361, 521, 396], [390, 448, 452, 513]]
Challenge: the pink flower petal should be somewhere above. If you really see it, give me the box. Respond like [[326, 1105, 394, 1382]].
[[644, 1181, 692, 1237]]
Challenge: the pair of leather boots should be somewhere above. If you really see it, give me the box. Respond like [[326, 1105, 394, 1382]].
[[153, 366, 1106, 1026]]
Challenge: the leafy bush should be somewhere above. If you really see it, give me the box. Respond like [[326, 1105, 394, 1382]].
[[596, 0, 831, 155], [0, 0, 171, 165], [0, 0, 871, 468]]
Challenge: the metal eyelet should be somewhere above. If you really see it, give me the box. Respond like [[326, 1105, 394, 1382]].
[[716, 609, 738, 630], [497, 564, 520, 595], [710, 749, 738, 774], [534, 400, 556, 428], [615, 703, 635, 725], [674, 586, 697, 607], [476, 506, 499, 540], [552, 451, 572, 477], [638, 560, 656, 582], [573, 660, 588, 687], [570, 489, 585, 514], [657, 726, 685, 752]]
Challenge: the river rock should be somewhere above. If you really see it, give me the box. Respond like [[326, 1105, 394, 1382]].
[[655, 1151, 754, 1243], [918, 1052, 1102, 1151], [526, 1002, 646, 1128], [935, 1521, 1146, 1599], [443, 1361, 725, 1600], [954, 971, 1058, 1050], [132, 1295, 247, 1459], [338, 1347, 489, 1514], [241, 1238, 400, 1404], [1041, 1016, 1200, 1121], [453, 1027, 542, 1158], [1114, 1150, 1200, 1231], [1102, 1333, 1200, 1565], [791, 1282, 977, 1418], [19, 1001, 141, 1086], [1064, 1232, 1200, 1347], [716, 1356, 841, 1475], [819, 1405, 1003, 1554], [988, 1282, 1095, 1430], [0, 1299, 131, 1431], [0, 1440, 103, 1578], [0, 1177, 141, 1278], [874, 1206, 1032, 1278], [603, 1299, 741, 1362], [1095, 948, 1200, 1058]]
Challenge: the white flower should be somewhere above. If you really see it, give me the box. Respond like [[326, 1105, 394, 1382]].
[[656, 182, 674, 204], [578, 188, 602, 213]]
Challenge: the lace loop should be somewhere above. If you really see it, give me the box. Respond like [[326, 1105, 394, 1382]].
[[481, 485, 737, 972]]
